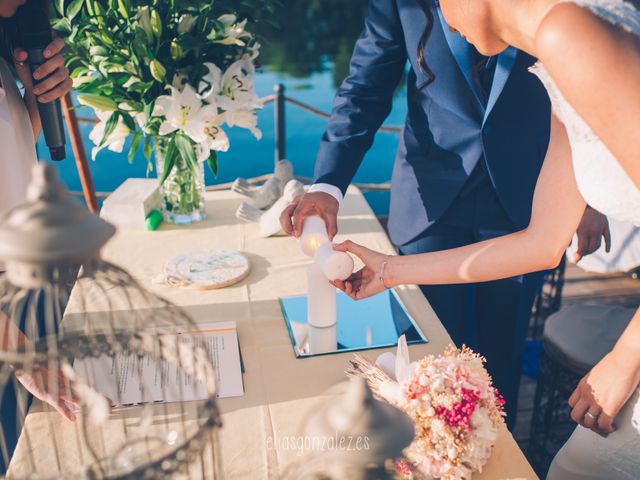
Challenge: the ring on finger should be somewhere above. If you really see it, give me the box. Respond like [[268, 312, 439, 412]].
[[15, 60, 26, 67], [584, 411, 599, 421]]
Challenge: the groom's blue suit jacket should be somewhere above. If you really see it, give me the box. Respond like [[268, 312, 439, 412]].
[[314, 0, 551, 246]]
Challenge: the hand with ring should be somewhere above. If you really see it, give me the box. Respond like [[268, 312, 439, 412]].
[[568, 349, 640, 437]]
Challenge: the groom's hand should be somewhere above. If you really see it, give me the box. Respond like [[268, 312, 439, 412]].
[[573, 206, 611, 263], [280, 192, 339, 239]]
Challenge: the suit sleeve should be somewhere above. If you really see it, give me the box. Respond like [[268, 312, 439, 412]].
[[313, 0, 407, 195]]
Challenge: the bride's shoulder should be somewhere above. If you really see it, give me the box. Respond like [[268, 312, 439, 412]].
[[535, 1, 638, 65]]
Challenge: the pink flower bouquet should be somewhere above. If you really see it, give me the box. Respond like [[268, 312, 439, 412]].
[[348, 336, 505, 480]]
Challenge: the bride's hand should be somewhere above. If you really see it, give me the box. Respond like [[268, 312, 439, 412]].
[[332, 241, 394, 300], [568, 348, 640, 437], [16, 366, 79, 421]]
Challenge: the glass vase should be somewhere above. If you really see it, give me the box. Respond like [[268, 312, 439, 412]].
[[155, 142, 206, 225]]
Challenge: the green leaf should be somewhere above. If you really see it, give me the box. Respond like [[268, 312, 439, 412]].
[[55, 0, 65, 16], [206, 151, 218, 177], [70, 66, 89, 78], [117, 0, 130, 20], [66, 0, 84, 20], [99, 112, 119, 147], [51, 18, 72, 34], [174, 133, 197, 172], [128, 132, 142, 163], [160, 138, 177, 183], [120, 112, 136, 131], [143, 135, 153, 161], [77, 93, 118, 111]]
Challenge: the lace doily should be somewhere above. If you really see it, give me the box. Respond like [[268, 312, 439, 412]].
[[163, 250, 250, 290]]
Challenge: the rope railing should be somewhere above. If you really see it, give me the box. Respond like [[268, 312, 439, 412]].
[[68, 175, 391, 199], [67, 83, 396, 201], [74, 92, 403, 131]]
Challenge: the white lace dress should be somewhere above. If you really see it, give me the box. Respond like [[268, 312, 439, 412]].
[[531, 0, 640, 227], [531, 1, 640, 479]]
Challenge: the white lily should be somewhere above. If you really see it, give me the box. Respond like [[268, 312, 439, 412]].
[[198, 62, 222, 102], [214, 17, 250, 46], [200, 58, 262, 112], [152, 84, 219, 144], [249, 41, 261, 61], [225, 109, 262, 140], [88, 110, 130, 160], [195, 113, 230, 162], [172, 71, 188, 89]]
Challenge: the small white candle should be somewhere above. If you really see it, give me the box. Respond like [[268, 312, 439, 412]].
[[314, 242, 354, 281], [307, 262, 337, 328], [300, 215, 329, 257]]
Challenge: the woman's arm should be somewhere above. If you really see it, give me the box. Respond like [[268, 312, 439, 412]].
[[334, 114, 586, 298], [568, 306, 640, 436], [535, 3, 640, 188]]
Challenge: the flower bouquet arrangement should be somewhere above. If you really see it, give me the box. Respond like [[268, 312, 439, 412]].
[[52, 0, 275, 223], [348, 336, 505, 480]]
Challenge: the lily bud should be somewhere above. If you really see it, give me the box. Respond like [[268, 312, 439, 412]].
[[177, 14, 197, 34], [218, 14, 237, 26], [137, 6, 153, 43], [150, 59, 167, 82], [77, 93, 118, 112], [170, 39, 183, 61], [150, 9, 162, 38]]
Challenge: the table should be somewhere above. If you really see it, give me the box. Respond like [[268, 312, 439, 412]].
[[8, 186, 538, 479]]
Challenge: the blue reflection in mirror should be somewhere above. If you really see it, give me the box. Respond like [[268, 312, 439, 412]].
[[279, 290, 427, 358]]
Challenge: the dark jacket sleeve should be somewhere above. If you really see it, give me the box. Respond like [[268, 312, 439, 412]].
[[313, 0, 407, 194]]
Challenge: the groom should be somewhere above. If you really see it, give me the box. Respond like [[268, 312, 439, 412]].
[[280, 0, 608, 428]]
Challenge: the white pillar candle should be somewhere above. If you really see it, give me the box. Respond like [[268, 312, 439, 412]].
[[307, 263, 337, 328], [308, 324, 338, 355], [314, 242, 354, 281], [300, 215, 329, 257]]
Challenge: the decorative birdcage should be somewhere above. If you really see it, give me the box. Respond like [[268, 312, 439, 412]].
[[0, 165, 222, 479]]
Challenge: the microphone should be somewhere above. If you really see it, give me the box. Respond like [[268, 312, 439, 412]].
[[15, 2, 67, 161]]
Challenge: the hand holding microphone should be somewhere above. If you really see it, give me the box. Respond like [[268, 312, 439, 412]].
[[14, 2, 72, 161], [14, 38, 71, 104]]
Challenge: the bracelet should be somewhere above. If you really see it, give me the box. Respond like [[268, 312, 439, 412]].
[[379, 256, 391, 290]]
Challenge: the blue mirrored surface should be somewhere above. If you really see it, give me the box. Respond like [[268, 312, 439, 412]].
[[279, 290, 427, 358]]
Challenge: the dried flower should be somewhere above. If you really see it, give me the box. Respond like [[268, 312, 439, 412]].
[[348, 337, 505, 480]]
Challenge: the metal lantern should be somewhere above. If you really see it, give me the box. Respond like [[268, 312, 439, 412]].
[[282, 377, 415, 480], [0, 165, 222, 479]]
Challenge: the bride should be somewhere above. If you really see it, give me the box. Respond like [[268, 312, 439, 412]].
[[331, 0, 640, 477]]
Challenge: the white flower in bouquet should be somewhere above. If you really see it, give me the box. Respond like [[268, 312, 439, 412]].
[[225, 109, 262, 140], [194, 113, 231, 162], [200, 57, 263, 112], [153, 85, 218, 142], [214, 14, 251, 46], [88, 110, 130, 160]]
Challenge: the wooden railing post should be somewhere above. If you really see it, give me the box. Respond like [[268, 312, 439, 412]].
[[61, 93, 99, 213], [274, 83, 286, 164]]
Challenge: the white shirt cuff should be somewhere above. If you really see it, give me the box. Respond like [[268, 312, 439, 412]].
[[308, 183, 344, 205]]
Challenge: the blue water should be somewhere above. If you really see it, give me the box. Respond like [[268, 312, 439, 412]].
[[40, 67, 408, 216]]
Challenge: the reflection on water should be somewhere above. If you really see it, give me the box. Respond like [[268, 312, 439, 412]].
[[44, 0, 407, 216], [255, 0, 369, 87]]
